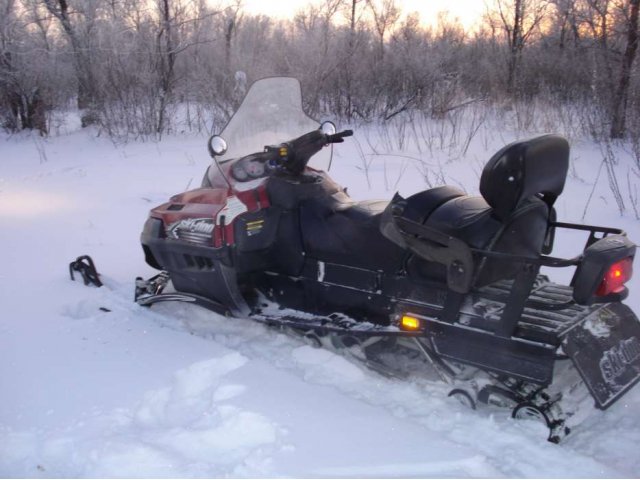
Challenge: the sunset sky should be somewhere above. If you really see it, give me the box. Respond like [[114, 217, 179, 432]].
[[241, 0, 488, 30]]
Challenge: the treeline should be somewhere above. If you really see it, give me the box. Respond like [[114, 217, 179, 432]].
[[0, 0, 639, 141]]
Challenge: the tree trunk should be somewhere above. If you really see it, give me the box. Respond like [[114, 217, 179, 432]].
[[225, 18, 234, 67], [44, 0, 97, 126], [507, 0, 524, 94], [345, 0, 358, 118], [156, 0, 176, 134], [610, 0, 639, 138], [0, 48, 47, 134]]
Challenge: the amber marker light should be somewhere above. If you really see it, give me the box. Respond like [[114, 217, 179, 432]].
[[400, 315, 421, 331]]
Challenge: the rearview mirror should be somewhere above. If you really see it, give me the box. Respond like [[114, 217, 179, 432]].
[[207, 135, 228, 158], [320, 121, 336, 136]]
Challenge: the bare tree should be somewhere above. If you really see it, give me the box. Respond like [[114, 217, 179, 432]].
[[0, 0, 21, 130], [550, 0, 580, 48], [366, 0, 400, 60], [581, 0, 612, 49], [610, 0, 639, 138], [339, 0, 366, 118], [0, 0, 48, 133], [223, 0, 242, 68], [488, 0, 550, 94], [155, 0, 177, 134], [43, 0, 99, 126]]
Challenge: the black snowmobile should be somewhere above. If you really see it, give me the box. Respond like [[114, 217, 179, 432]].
[[136, 77, 640, 442]]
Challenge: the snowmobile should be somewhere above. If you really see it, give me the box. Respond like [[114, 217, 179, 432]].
[[136, 77, 640, 442]]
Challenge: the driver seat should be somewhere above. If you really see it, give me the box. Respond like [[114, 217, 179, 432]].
[[384, 135, 570, 288]]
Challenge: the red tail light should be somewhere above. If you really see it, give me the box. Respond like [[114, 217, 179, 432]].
[[596, 257, 633, 296]]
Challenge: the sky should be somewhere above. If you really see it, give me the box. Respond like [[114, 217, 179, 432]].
[[241, 0, 487, 30]]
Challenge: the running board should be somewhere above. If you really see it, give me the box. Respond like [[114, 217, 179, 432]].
[[249, 309, 421, 337]]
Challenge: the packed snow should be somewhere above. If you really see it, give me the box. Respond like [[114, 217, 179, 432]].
[[1, 114, 640, 477]]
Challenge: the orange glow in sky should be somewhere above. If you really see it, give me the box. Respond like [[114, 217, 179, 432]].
[[240, 0, 487, 30], [0, 190, 73, 218]]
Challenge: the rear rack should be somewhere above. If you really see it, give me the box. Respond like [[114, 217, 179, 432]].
[[389, 209, 634, 326]]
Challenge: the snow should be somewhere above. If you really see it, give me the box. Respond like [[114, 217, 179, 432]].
[[1, 116, 640, 477]]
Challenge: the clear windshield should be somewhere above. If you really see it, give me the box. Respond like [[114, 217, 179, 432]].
[[213, 77, 331, 171]]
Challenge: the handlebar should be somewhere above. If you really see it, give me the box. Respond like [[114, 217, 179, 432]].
[[326, 129, 354, 144], [264, 127, 353, 175]]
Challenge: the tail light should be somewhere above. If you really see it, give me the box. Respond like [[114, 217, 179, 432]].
[[572, 234, 635, 305], [596, 257, 633, 297]]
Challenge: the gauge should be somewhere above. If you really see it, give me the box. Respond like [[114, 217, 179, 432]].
[[231, 162, 249, 181], [245, 159, 266, 178]]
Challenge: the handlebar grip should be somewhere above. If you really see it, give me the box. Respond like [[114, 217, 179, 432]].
[[327, 130, 354, 143]]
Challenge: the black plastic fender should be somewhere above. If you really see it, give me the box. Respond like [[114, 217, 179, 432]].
[[563, 302, 640, 409]]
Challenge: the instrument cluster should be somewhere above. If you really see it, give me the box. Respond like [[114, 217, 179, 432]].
[[230, 155, 269, 182]]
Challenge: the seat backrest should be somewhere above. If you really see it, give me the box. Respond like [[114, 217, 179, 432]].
[[480, 135, 569, 221]]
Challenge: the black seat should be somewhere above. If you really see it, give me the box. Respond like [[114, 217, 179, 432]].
[[300, 193, 406, 272], [264, 172, 405, 272], [386, 135, 570, 287]]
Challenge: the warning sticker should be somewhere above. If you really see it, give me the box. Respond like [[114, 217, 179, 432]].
[[246, 219, 264, 237]]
